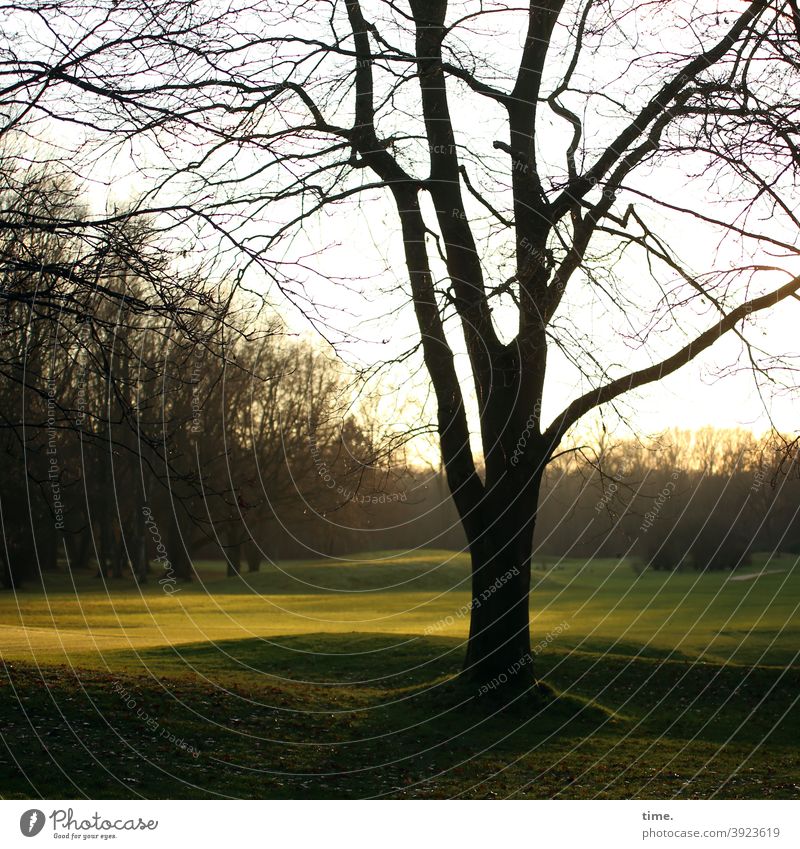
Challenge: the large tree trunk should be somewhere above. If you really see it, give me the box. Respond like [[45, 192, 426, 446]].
[[460, 469, 541, 694], [463, 526, 535, 692]]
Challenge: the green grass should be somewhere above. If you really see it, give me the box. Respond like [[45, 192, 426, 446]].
[[1, 550, 799, 798]]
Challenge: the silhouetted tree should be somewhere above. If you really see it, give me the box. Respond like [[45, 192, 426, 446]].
[[4, 0, 800, 690]]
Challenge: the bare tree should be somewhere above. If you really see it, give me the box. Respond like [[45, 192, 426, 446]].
[[4, 0, 800, 689]]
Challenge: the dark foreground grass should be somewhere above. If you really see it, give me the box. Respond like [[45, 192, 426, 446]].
[[1, 551, 799, 798], [1, 633, 798, 799]]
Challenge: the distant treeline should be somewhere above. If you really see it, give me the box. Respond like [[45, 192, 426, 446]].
[[331, 428, 800, 571], [534, 429, 800, 569]]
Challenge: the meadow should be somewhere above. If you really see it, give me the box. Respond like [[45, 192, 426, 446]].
[[1, 550, 798, 799]]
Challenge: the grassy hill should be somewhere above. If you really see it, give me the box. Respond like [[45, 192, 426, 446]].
[[1, 551, 798, 798]]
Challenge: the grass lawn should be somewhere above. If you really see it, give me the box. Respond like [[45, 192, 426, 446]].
[[1, 550, 798, 798]]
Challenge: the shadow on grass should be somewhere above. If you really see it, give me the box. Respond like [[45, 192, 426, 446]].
[[107, 631, 799, 744], [0, 632, 622, 798], [2, 632, 798, 799]]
